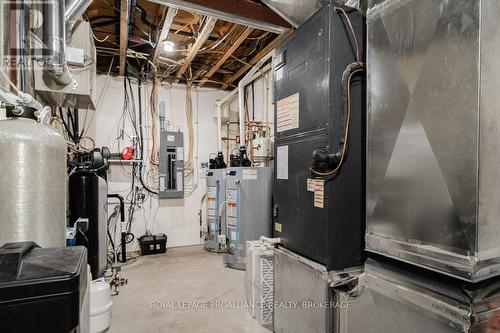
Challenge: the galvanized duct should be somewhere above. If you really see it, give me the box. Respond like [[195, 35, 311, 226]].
[[65, 0, 94, 38], [0, 4, 10, 90], [42, 0, 73, 85], [262, 0, 367, 27]]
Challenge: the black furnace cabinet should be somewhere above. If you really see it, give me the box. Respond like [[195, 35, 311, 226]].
[[273, 3, 366, 271]]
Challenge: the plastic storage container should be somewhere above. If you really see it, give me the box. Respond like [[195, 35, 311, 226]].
[[138, 234, 168, 255], [90, 278, 112, 333], [0, 242, 88, 333]]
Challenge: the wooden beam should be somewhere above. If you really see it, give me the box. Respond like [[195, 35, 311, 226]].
[[198, 26, 254, 87], [152, 7, 178, 67], [148, 0, 291, 34], [174, 16, 217, 83], [119, 0, 129, 76], [222, 31, 290, 89]]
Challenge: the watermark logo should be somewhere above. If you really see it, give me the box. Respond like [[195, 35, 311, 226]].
[[2, 0, 58, 71], [150, 300, 351, 310]]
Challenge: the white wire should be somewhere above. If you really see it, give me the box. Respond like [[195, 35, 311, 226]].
[[0, 68, 20, 94]]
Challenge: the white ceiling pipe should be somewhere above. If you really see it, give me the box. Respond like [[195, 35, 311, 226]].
[[65, 0, 94, 36], [215, 63, 271, 153], [238, 51, 274, 148]]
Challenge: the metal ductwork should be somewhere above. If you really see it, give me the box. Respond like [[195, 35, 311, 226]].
[[36, 0, 97, 109], [65, 0, 94, 38], [42, 0, 73, 86], [261, 0, 366, 27]]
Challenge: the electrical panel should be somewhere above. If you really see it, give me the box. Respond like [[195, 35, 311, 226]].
[[159, 131, 184, 199]]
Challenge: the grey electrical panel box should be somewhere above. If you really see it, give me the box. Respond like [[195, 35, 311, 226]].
[[159, 131, 184, 199]]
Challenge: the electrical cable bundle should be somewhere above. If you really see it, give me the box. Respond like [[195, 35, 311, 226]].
[[309, 5, 365, 177]]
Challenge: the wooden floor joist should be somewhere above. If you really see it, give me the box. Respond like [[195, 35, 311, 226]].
[[221, 31, 290, 89], [174, 16, 218, 83], [119, 0, 130, 76], [198, 26, 254, 87], [152, 7, 178, 67]]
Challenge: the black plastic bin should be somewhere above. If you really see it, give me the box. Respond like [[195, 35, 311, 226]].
[[138, 234, 168, 255], [0, 241, 88, 333]]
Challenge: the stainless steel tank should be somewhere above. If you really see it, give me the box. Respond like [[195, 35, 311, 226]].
[[0, 116, 67, 247]]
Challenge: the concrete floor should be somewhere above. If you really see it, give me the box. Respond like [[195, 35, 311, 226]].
[[108, 245, 271, 333]]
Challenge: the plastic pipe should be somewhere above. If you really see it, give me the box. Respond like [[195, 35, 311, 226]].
[[238, 51, 274, 148], [215, 63, 272, 152]]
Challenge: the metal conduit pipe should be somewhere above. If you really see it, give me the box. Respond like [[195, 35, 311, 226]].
[[215, 63, 272, 155], [65, 0, 94, 38], [238, 51, 274, 149], [42, 0, 73, 86]]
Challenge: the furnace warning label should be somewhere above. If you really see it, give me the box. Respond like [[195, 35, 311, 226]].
[[307, 179, 315, 192], [277, 93, 299, 132], [277, 145, 288, 180], [314, 179, 324, 208]]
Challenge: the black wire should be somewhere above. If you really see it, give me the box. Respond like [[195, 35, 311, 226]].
[[136, 78, 158, 195], [78, 228, 89, 247], [59, 107, 76, 142]]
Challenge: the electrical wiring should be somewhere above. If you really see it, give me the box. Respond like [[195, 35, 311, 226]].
[[183, 84, 196, 194], [148, 77, 159, 166], [308, 7, 363, 177], [336, 6, 360, 63], [58, 107, 76, 143], [200, 24, 238, 51], [107, 207, 119, 265], [309, 64, 364, 176], [0, 68, 20, 94], [137, 78, 159, 194]]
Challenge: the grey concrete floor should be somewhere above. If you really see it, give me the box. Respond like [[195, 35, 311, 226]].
[[108, 245, 271, 333]]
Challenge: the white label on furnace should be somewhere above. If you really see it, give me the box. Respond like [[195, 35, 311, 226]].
[[307, 178, 315, 192], [167, 135, 175, 142], [276, 67, 284, 81], [277, 145, 289, 180], [231, 231, 237, 240], [242, 169, 258, 180], [276, 93, 299, 132], [314, 179, 325, 208]]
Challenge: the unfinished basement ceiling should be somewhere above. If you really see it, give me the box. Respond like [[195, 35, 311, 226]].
[[85, 0, 291, 89]]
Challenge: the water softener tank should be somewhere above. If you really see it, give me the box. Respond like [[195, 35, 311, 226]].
[[0, 108, 67, 247], [69, 170, 108, 279]]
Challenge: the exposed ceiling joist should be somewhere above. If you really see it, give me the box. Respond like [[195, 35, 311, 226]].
[[174, 16, 218, 83], [198, 26, 254, 87], [222, 31, 290, 89], [148, 0, 291, 34], [152, 7, 178, 66], [119, 0, 130, 76]]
